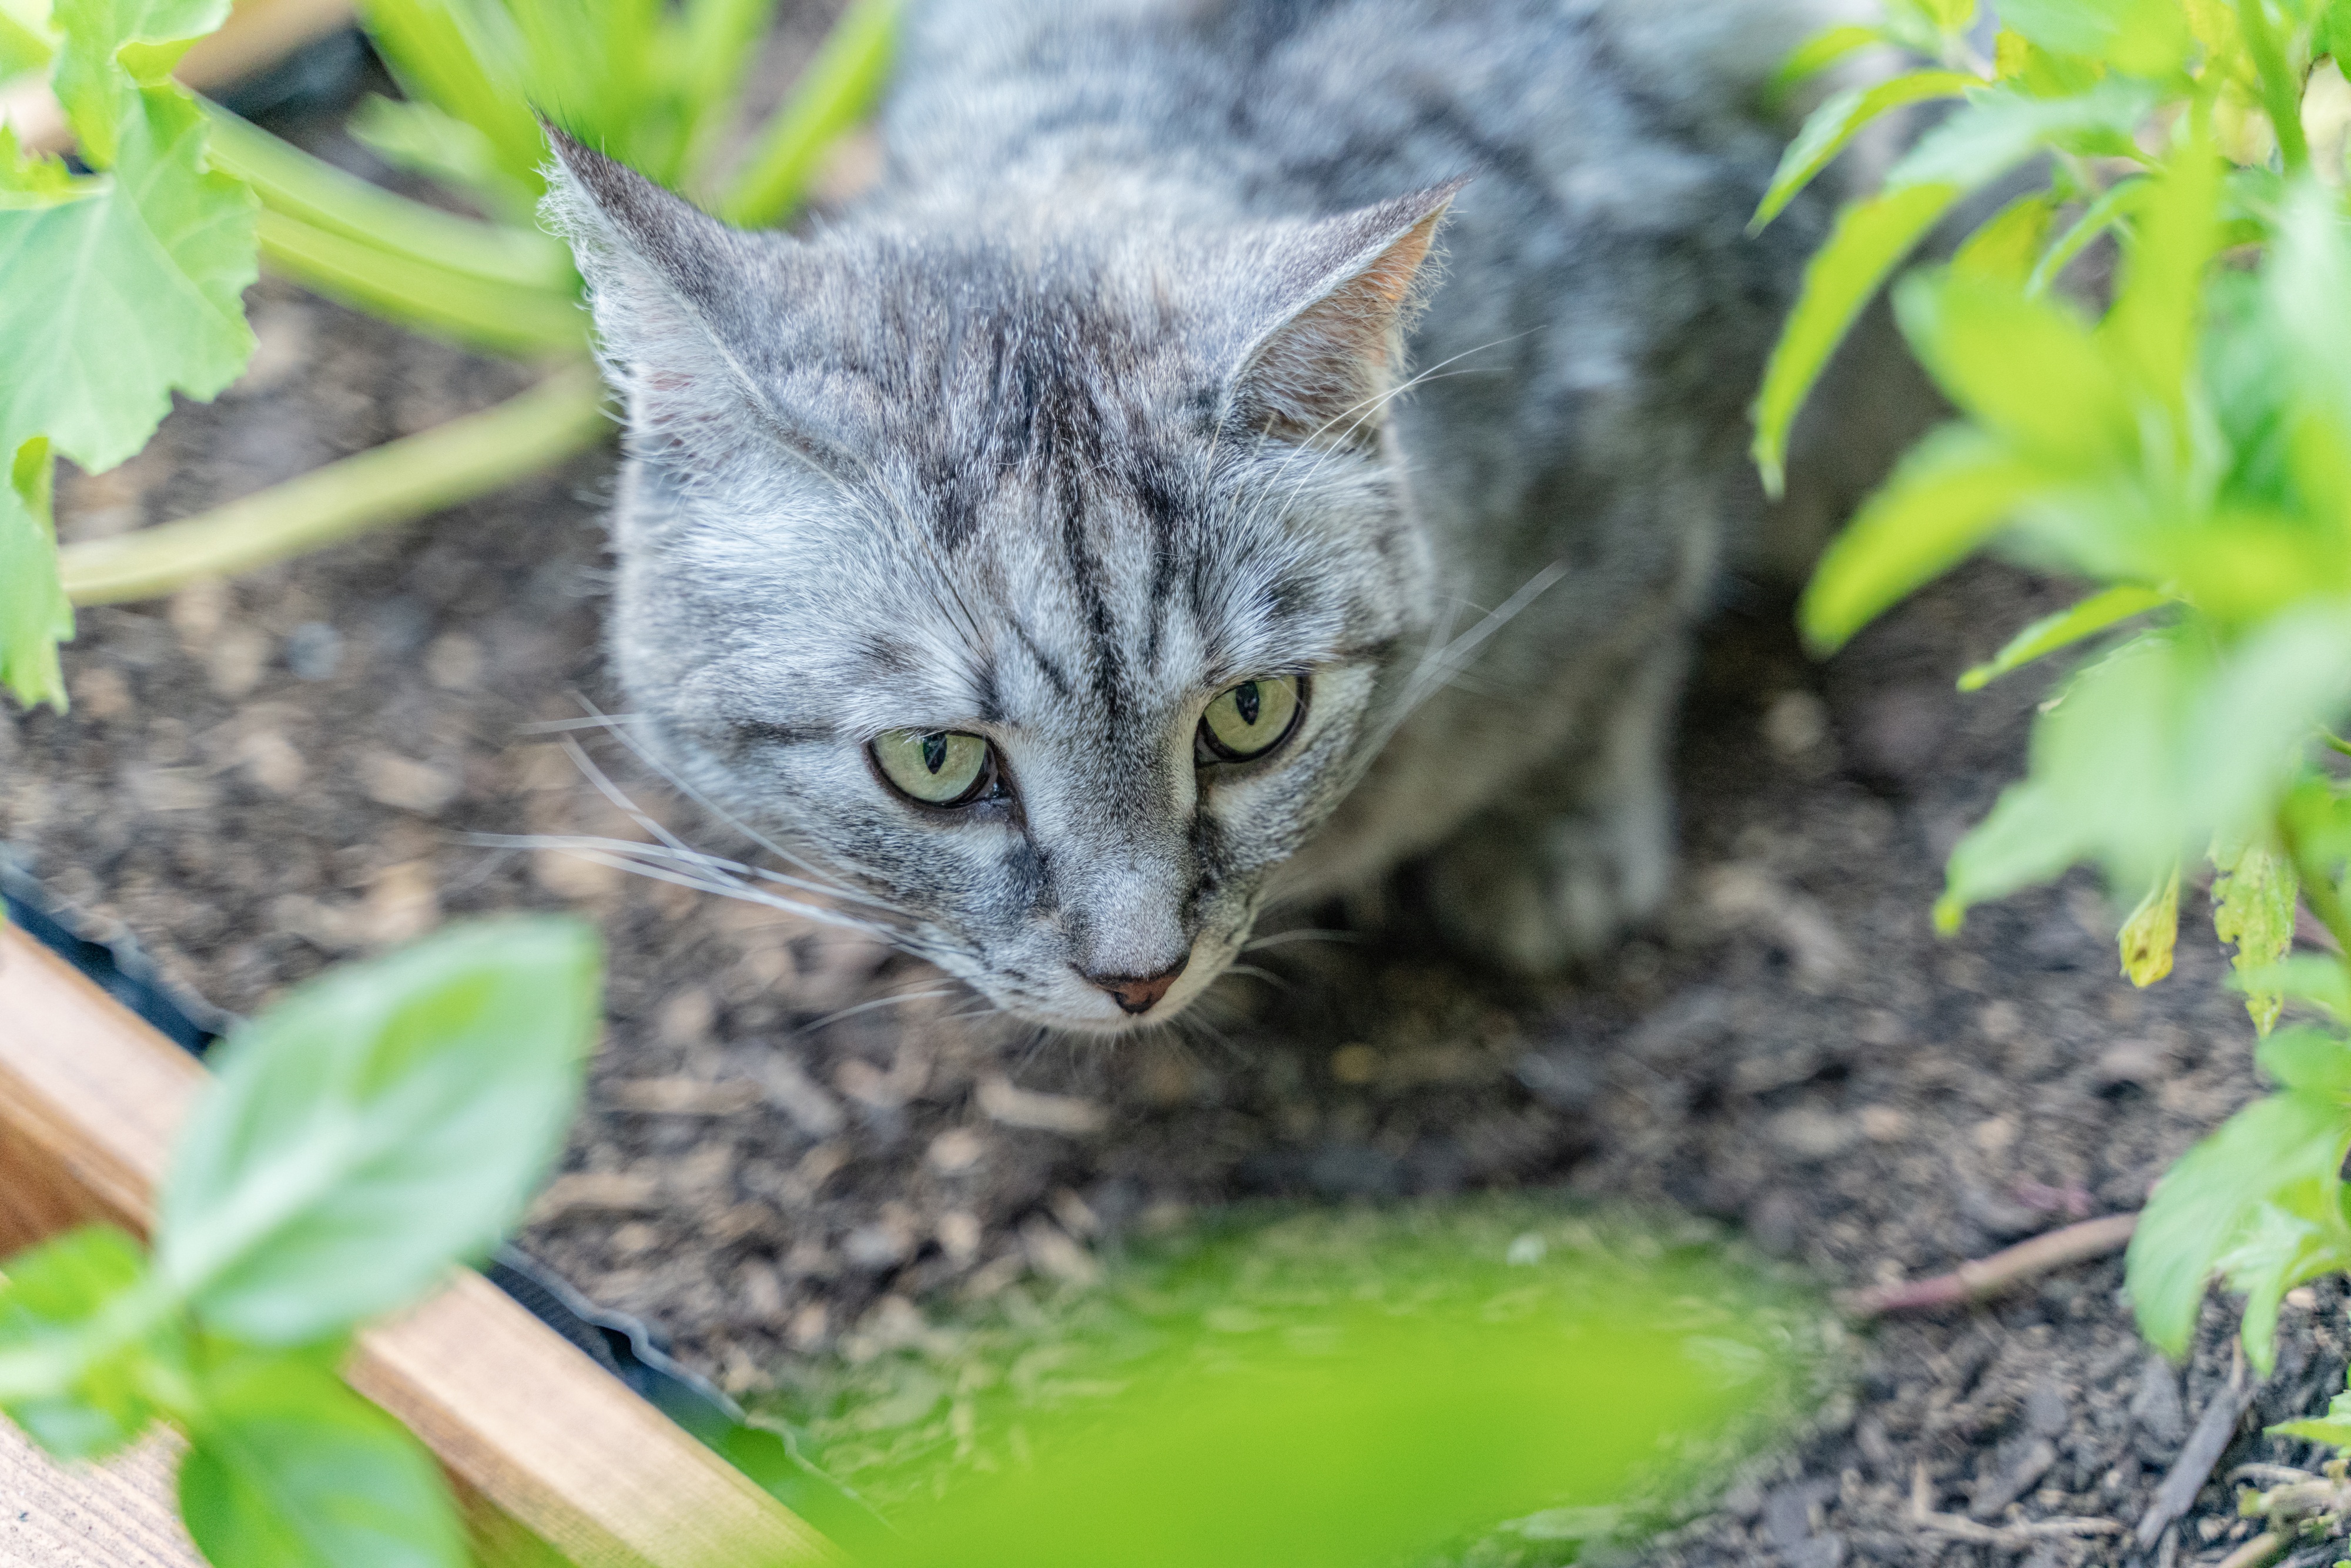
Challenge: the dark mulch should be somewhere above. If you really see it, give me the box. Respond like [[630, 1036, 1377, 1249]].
[[6, 76, 2344, 1568]]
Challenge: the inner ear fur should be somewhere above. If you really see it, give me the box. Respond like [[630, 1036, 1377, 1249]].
[[1229, 180, 1465, 449]]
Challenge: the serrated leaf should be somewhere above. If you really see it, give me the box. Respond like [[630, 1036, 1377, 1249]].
[[2213, 839, 2301, 1033], [0, 1225, 170, 1461], [49, 0, 228, 165], [0, 436, 70, 711], [1752, 70, 1980, 231], [2120, 865, 2181, 986], [2216, 1198, 2349, 1373], [1752, 182, 1960, 496], [0, 84, 256, 474], [1799, 423, 2052, 651], [180, 1351, 466, 1568], [2127, 1090, 2351, 1358], [157, 918, 600, 1343], [1958, 584, 2170, 690]]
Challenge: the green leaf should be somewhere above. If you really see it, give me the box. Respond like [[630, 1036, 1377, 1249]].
[[2216, 1197, 2351, 1373], [1751, 183, 1960, 497], [2101, 137, 2223, 404], [2269, 180, 2351, 425], [344, 93, 537, 223], [2271, 1382, 2351, 1448], [157, 917, 601, 1344], [0, 1226, 169, 1460], [2238, 959, 2351, 1026], [2186, 606, 2351, 839], [1886, 80, 2158, 191], [48, 0, 227, 164], [1799, 424, 2052, 651], [0, 85, 256, 474], [0, 435, 71, 711], [1937, 776, 2084, 932], [1998, 0, 2192, 76], [0, 0, 52, 76], [719, 0, 901, 227], [180, 1352, 466, 1568], [1766, 22, 1881, 105], [1894, 270, 2134, 468], [1751, 71, 1980, 232], [356, 0, 547, 195], [1950, 192, 2056, 285], [2119, 864, 2182, 985], [2256, 1025, 2351, 1093], [1958, 584, 2171, 690], [2028, 177, 2147, 297], [2213, 837, 2302, 1033], [2127, 1089, 2351, 1358]]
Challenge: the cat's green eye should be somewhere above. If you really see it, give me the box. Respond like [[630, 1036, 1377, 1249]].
[[873, 729, 996, 806], [1197, 675, 1304, 763]]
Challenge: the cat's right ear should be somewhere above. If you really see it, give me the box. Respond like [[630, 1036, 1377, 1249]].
[[540, 125, 802, 460]]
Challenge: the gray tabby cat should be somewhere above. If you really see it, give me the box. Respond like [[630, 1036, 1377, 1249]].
[[543, 0, 1905, 1035]]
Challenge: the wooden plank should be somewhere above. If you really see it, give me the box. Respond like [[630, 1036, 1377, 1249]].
[[0, 922, 837, 1567], [0, 1423, 201, 1568]]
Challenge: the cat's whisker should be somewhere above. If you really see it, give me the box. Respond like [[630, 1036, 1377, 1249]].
[[518, 712, 649, 733], [1220, 963, 1290, 990], [1240, 926, 1365, 952], [801, 985, 966, 1031]]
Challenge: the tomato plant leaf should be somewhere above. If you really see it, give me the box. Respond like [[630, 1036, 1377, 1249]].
[[0, 85, 257, 475], [0, 435, 71, 711], [1799, 424, 2051, 651], [0, 1225, 173, 1461], [157, 917, 601, 1344], [2213, 838, 2301, 1033], [180, 1352, 466, 1568], [1752, 70, 1980, 232], [2119, 864, 2181, 986], [2127, 1089, 2351, 1359]]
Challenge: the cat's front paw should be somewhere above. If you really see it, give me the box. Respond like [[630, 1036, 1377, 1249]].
[[1421, 797, 1672, 976]]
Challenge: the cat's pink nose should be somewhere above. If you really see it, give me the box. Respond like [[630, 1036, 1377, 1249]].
[[1086, 955, 1188, 1015]]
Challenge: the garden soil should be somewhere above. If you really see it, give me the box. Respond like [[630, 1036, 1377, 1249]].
[[6, 98, 2349, 1568]]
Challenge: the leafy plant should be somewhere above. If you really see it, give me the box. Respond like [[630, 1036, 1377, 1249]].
[[1756, 0, 2351, 1373], [773, 1201, 1825, 1568], [0, 916, 601, 1566], [0, 0, 899, 709]]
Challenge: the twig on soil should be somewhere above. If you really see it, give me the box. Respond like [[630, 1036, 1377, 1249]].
[[1839, 1212, 2139, 1318], [2212, 1530, 2286, 1568], [1905, 1463, 2126, 1547], [2137, 1342, 2258, 1550]]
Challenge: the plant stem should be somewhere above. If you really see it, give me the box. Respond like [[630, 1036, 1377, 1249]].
[[59, 367, 608, 606], [2235, 0, 2311, 175], [717, 0, 899, 227], [256, 208, 584, 356]]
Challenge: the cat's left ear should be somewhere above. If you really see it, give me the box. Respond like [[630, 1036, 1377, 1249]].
[[539, 124, 812, 461], [1227, 180, 1466, 447]]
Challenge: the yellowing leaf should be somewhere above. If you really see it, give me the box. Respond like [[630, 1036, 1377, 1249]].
[[2213, 838, 2302, 1033], [2119, 865, 2181, 986]]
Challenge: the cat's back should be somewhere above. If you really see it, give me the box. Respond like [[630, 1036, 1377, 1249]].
[[883, 0, 1844, 225]]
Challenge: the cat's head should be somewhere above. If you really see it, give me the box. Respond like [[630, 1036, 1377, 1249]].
[[544, 132, 1454, 1034]]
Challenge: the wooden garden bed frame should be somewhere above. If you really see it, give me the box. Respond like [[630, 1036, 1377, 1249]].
[[0, 920, 838, 1568]]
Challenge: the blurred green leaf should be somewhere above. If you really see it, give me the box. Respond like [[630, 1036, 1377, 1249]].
[[2028, 177, 2146, 296], [2120, 864, 2182, 985], [1958, 584, 2170, 690], [2238, 957, 2351, 1025], [1752, 183, 1959, 496], [1752, 70, 1980, 232], [357, 0, 547, 195], [344, 95, 539, 226], [2000, 0, 2191, 76], [158, 917, 601, 1343], [2128, 1088, 2351, 1358], [1766, 22, 1881, 105], [1951, 192, 2056, 284], [1800, 424, 2051, 651], [2213, 837, 2301, 1032], [2271, 1381, 2351, 1448], [0, 435, 70, 711], [1888, 79, 2156, 189], [2216, 1197, 2350, 1373], [2256, 1024, 2351, 1093], [2101, 136, 2222, 404], [180, 1351, 466, 1568], [48, 0, 226, 163], [2268, 181, 2351, 424], [0, 1225, 173, 1461], [1895, 270, 2133, 468]]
